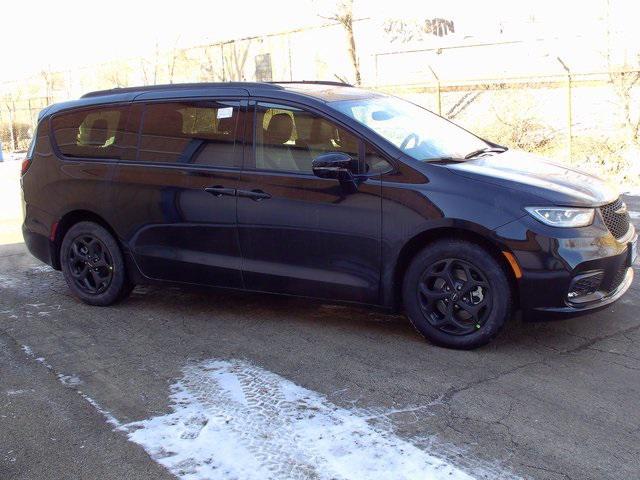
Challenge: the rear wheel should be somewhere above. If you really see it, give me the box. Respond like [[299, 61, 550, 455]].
[[402, 240, 512, 349], [60, 221, 132, 306]]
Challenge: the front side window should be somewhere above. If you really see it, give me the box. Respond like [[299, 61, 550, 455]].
[[51, 105, 132, 159], [331, 95, 489, 161], [365, 143, 393, 175], [138, 100, 242, 166], [254, 102, 360, 173]]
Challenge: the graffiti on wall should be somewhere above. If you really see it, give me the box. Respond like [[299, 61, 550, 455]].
[[384, 18, 456, 43]]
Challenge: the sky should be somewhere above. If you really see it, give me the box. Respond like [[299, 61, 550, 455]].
[[1, 0, 634, 82]]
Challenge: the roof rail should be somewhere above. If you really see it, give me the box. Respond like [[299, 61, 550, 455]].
[[80, 81, 281, 99], [269, 80, 354, 87], [80, 80, 353, 99]]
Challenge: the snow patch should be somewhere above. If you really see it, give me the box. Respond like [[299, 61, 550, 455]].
[[19, 344, 121, 428], [57, 373, 82, 387], [0, 273, 19, 289], [5, 389, 35, 396], [29, 264, 54, 273], [122, 359, 507, 480], [16, 347, 515, 479], [79, 391, 122, 428]]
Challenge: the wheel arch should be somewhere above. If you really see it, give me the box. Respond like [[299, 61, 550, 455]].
[[390, 226, 520, 311], [51, 210, 121, 269]]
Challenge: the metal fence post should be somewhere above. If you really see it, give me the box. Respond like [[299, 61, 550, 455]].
[[428, 65, 441, 115], [7, 105, 15, 152], [557, 57, 572, 163], [221, 44, 226, 82]]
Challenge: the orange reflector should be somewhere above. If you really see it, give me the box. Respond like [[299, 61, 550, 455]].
[[502, 251, 522, 279], [50, 221, 59, 242]]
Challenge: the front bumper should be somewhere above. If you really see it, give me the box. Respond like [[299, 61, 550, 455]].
[[494, 214, 636, 316], [533, 266, 633, 315]]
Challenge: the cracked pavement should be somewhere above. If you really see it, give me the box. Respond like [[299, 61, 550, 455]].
[[1, 170, 639, 479]]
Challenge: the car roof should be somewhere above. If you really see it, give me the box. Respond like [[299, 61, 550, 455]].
[[43, 81, 382, 117]]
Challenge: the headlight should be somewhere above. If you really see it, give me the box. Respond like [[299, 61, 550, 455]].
[[525, 207, 595, 227]]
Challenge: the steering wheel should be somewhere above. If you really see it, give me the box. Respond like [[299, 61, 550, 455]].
[[400, 133, 419, 150]]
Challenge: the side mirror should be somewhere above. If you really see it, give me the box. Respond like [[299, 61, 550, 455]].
[[312, 152, 355, 182]]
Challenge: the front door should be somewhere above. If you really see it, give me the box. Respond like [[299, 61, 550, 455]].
[[237, 101, 386, 304], [112, 99, 246, 288]]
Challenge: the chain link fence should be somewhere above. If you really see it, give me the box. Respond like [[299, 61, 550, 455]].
[[372, 67, 640, 184]]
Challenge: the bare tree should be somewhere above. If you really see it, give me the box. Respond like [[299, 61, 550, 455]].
[[104, 62, 129, 88], [40, 69, 64, 104], [608, 55, 640, 148], [141, 42, 160, 86], [201, 46, 225, 81], [1, 94, 17, 150], [167, 37, 184, 84], [493, 106, 558, 151], [222, 41, 251, 81], [446, 91, 484, 119], [317, 0, 361, 85]]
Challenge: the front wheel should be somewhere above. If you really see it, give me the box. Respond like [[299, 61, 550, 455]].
[[60, 221, 133, 306], [402, 240, 512, 349]]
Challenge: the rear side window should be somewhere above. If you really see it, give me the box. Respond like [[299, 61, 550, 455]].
[[51, 105, 134, 160], [138, 100, 242, 167]]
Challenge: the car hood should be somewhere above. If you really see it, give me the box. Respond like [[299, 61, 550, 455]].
[[445, 150, 619, 207]]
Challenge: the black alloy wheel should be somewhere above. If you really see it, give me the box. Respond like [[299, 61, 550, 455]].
[[417, 258, 492, 335], [60, 221, 133, 306], [402, 240, 512, 349], [67, 234, 114, 294]]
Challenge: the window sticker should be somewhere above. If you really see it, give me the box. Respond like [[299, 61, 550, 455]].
[[217, 107, 233, 119]]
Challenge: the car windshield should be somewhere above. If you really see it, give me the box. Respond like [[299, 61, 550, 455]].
[[331, 95, 489, 161]]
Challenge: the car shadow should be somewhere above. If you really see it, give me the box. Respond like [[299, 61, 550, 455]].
[[3, 240, 638, 358]]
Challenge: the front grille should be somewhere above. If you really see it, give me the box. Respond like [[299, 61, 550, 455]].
[[600, 198, 630, 239]]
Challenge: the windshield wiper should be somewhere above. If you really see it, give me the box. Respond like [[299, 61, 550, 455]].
[[426, 156, 467, 164], [464, 146, 508, 159]]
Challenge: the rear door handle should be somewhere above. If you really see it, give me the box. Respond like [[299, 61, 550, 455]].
[[204, 186, 236, 197], [237, 189, 272, 201]]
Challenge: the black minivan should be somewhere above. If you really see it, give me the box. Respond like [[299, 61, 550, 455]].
[[21, 81, 636, 349]]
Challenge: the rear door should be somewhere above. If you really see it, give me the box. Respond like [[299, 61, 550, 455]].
[[111, 96, 247, 288], [236, 100, 389, 304]]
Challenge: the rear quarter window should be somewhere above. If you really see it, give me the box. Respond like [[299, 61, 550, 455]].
[[138, 100, 242, 167], [51, 105, 135, 160]]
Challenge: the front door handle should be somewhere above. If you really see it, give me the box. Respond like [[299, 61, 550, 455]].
[[237, 189, 272, 201], [204, 186, 236, 197]]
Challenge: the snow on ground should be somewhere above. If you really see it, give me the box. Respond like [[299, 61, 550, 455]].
[[0, 273, 21, 289], [122, 359, 500, 480], [19, 344, 122, 428], [16, 337, 515, 479], [0, 151, 25, 162]]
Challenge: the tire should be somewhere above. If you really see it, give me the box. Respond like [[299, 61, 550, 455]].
[[60, 221, 133, 306], [402, 239, 512, 349]]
